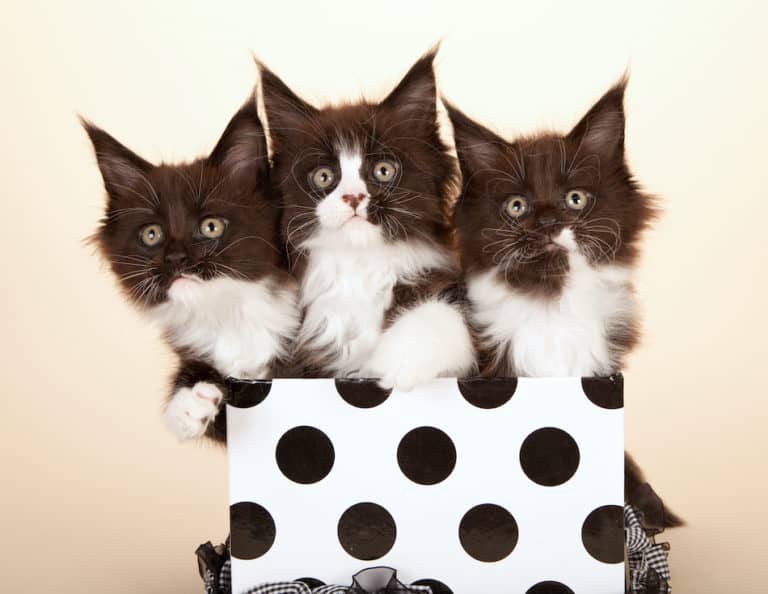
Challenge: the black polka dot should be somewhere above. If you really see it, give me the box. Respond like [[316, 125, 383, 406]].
[[397, 427, 456, 485], [581, 505, 625, 564], [338, 502, 396, 561], [457, 377, 517, 409], [336, 379, 391, 408], [581, 375, 624, 409], [526, 581, 575, 594], [520, 428, 580, 486], [412, 579, 453, 593], [459, 504, 518, 562], [275, 426, 335, 484], [229, 502, 276, 560], [227, 379, 272, 408], [295, 577, 325, 588]]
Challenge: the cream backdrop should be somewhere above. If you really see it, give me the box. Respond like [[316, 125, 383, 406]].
[[1, 1, 766, 592]]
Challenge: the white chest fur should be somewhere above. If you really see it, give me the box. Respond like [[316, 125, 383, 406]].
[[148, 276, 299, 379], [468, 252, 636, 377], [298, 235, 452, 375]]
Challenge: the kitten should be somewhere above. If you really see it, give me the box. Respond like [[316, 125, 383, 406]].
[[448, 81, 682, 527], [447, 79, 656, 378], [84, 97, 299, 442], [259, 50, 475, 389]]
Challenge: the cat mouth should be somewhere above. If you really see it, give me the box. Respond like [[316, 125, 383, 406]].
[[342, 214, 371, 226], [543, 242, 565, 253], [169, 272, 202, 286]]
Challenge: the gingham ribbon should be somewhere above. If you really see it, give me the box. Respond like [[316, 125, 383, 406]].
[[625, 505, 671, 592], [223, 567, 432, 594]]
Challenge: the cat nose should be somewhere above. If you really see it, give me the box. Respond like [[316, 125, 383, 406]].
[[342, 193, 365, 210], [538, 215, 559, 228], [164, 250, 188, 266]]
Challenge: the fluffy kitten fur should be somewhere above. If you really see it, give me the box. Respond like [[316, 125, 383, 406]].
[[260, 50, 475, 389], [447, 79, 656, 377], [449, 81, 682, 527], [84, 97, 299, 442]]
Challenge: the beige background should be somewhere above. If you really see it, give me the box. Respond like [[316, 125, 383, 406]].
[[1, 0, 766, 592]]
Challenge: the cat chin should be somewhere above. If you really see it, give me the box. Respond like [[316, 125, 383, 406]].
[[167, 275, 206, 305], [306, 221, 384, 250]]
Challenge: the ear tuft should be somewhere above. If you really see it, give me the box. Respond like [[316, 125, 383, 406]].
[[568, 77, 628, 162], [208, 93, 268, 186], [257, 59, 319, 145], [444, 99, 508, 184], [81, 118, 155, 203], [380, 48, 439, 124]]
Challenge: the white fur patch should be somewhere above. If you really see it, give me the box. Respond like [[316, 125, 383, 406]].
[[366, 299, 476, 391], [315, 149, 373, 241], [149, 276, 299, 379], [299, 233, 453, 377], [299, 144, 470, 388], [468, 230, 636, 377], [164, 381, 222, 440]]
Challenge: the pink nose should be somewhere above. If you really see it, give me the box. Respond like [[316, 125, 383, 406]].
[[342, 193, 364, 210]]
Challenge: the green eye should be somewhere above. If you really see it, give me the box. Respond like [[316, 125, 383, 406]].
[[565, 189, 590, 210], [139, 224, 164, 246], [372, 160, 397, 183], [505, 195, 528, 218], [200, 217, 226, 239], [311, 167, 335, 190]]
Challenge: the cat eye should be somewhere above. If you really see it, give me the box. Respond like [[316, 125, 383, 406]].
[[565, 189, 591, 211], [505, 195, 528, 218], [311, 167, 336, 190], [372, 160, 398, 183], [200, 217, 227, 239], [139, 224, 164, 247]]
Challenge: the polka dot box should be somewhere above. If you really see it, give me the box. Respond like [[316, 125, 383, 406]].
[[226, 377, 625, 594]]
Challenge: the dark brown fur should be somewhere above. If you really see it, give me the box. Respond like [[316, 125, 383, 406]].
[[260, 50, 457, 271], [447, 79, 657, 299], [448, 82, 680, 527], [259, 50, 463, 375], [84, 97, 284, 443]]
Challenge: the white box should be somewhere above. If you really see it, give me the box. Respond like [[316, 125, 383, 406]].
[[227, 377, 625, 594]]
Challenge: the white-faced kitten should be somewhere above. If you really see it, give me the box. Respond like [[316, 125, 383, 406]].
[[260, 50, 475, 389], [447, 80, 657, 377], [84, 97, 299, 442]]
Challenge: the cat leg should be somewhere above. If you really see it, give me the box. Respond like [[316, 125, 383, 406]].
[[366, 299, 476, 391], [165, 359, 227, 443]]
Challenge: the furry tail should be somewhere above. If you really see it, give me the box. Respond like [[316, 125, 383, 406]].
[[625, 452, 685, 529]]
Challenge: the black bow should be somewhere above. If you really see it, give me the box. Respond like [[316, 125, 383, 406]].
[[350, 567, 431, 594]]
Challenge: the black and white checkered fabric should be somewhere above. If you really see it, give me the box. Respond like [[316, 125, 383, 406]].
[[203, 562, 432, 594], [625, 505, 672, 593]]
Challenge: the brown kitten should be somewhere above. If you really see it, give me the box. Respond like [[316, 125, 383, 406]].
[[84, 97, 299, 442], [260, 50, 475, 389], [448, 81, 681, 527], [447, 79, 657, 377]]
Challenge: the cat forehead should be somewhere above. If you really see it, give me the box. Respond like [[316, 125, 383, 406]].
[[493, 135, 595, 182], [301, 103, 407, 149]]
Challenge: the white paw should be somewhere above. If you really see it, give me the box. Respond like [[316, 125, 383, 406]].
[[164, 382, 223, 440], [366, 300, 475, 392], [222, 359, 270, 380], [378, 364, 439, 393]]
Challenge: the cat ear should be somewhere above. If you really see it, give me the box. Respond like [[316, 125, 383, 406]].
[[567, 77, 627, 162], [81, 119, 155, 204], [257, 60, 319, 144], [444, 100, 508, 183], [379, 48, 439, 129], [207, 94, 268, 186]]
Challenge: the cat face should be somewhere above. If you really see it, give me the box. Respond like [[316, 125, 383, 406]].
[[259, 50, 456, 262], [85, 98, 278, 307], [447, 80, 657, 294]]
